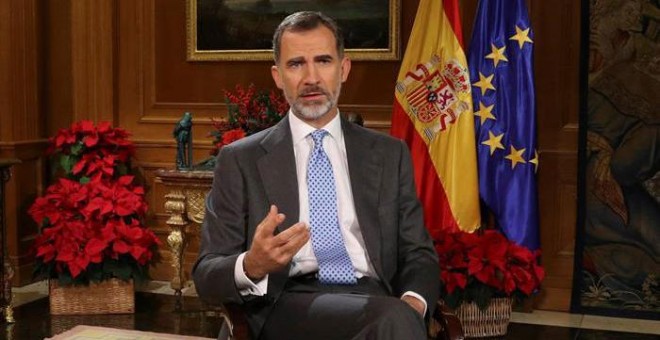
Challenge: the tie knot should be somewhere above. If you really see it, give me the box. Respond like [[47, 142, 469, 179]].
[[310, 130, 328, 149]]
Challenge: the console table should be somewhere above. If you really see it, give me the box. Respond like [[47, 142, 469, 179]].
[[154, 169, 213, 310], [0, 159, 19, 323]]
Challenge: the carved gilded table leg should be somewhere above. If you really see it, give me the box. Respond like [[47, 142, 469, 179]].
[[164, 190, 188, 311], [155, 169, 213, 311]]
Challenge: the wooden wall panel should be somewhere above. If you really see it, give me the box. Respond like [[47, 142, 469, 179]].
[[1, 0, 582, 312], [114, 0, 583, 310], [117, 0, 427, 283], [0, 0, 47, 285], [44, 0, 73, 136], [70, 0, 116, 122], [118, 0, 412, 140], [531, 0, 581, 311]]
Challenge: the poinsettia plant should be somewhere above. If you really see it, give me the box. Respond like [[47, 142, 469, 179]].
[[209, 84, 289, 154], [29, 121, 160, 285], [433, 228, 545, 310]]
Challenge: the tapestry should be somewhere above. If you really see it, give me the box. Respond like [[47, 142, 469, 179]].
[[573, 0, 660, 319]]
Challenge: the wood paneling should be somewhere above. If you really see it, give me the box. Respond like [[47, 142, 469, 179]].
[[118, 0, 408, 139], [531, 0, 581, 311], [0, 0, 47, 285], [2, 0, 582, 311], [0, 142, 47, 284], [70, 0, 116, 122]]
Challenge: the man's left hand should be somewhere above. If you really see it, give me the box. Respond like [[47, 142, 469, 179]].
[[401, 295, 425, 317]]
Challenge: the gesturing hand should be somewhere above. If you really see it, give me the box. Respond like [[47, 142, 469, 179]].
[[243, 205, 310, 281]]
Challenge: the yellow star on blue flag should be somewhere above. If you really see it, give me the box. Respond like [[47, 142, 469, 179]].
[[468, 0, 539, 250]]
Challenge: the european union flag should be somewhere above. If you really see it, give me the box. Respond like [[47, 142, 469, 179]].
[[468, 0, 539, 250]]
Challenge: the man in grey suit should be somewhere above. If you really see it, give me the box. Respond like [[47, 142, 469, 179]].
[[193, 11, 439, 340]]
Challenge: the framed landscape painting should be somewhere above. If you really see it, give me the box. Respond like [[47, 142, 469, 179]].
[[187, 0, 400, 61]]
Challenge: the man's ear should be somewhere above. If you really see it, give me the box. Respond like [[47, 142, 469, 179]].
[[271, 65, 283, 89], [340, 57, 352, 83]]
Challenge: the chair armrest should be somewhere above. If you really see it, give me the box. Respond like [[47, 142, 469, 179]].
[[203, 302, 238, 340], [429, 301, 465, 340]]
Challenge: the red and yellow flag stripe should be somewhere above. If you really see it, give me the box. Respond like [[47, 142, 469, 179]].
[[391, 0, 481, 236]]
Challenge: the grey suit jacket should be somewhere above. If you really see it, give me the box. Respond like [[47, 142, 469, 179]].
[[192, 115, 439, 339]]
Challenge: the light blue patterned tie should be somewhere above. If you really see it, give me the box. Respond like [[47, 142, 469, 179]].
[[307, 130, 357, 285]]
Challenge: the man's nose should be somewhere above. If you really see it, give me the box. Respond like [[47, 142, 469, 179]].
[[303, 63, 320, 85]]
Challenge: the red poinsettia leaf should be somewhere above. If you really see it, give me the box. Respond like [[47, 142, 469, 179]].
[[84, 197, 104, 215], [113, 240, 131, 254], [89, 252, 103, 264], [534, 264, 546, 282], [115, 200, 135, 217], [473, 265, 495, 285], [126, 226, 144, 241], [72, 159, 87, 175], [467, 257, 483, 275], [448, 253, 467, 268], [453, 272, 467, 289], [73, 254, 90, 272], [97, 121, 112, 133], [118, 175, 134, 186], [68, 262, 83, 278], [56, 249, 74, 262], [509, 244, 535, 264], [85, 238, 107, 256], [130, 246, 146, 262], [83, 133, 99, 147], [100, 200, 114, 216], [503, 272, 516, 294], [36, 244, 55, 260], [222, 128, 246, 145], [80, 120, 95, 133], [54, 133, 67, 148], [101, 224, 117, 242], [441, 271, 456, 294]]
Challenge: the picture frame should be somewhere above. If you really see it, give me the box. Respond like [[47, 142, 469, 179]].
[[186, 0, 400, 61]]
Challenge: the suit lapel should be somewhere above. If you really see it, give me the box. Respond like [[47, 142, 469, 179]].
[[256, 116, 299, 233], [256, 117, 298, 297], [342, 119, 385, 280]]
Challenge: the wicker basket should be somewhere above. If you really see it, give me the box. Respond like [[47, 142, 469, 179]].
[[49, 278, 135, 315], [454, 297, 512, 338]]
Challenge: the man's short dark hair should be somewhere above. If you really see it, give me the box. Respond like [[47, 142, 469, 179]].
[[272, 11, 345, 64]]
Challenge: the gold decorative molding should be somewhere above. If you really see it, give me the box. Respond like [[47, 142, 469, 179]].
[[155, 169, 213, 309], [185, 0, 400, 61], [185, 189, 207, 224]]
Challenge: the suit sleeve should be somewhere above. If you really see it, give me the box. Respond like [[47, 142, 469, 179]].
[[393, 140, 440, 317], [192, 145, 247, 305]]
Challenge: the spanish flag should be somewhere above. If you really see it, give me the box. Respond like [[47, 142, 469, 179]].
[[391, 0, 481, 236]]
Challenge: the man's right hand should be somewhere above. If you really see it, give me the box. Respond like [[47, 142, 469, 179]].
[[243, 205, 310, 281]]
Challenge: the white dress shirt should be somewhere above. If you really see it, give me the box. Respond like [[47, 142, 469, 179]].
[[233, 111, 427, 314]]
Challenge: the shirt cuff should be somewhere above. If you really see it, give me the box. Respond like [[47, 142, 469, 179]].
[[234, 252, 268, 296], [401, 291, 428, 317]]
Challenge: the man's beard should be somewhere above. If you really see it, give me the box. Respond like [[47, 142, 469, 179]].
[[286, 83, 341, 120]]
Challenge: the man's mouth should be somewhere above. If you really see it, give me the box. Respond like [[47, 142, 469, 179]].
[[301, 92, 325, 101], [300, 88, 327, 101]]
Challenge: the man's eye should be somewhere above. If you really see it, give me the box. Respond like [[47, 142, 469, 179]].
[[289, 62, 302, 68]]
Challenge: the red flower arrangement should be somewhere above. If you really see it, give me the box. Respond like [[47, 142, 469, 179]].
[[434, 228, 545, 310], [29, 121, 160, 285], [209, 84, 289, 154]]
